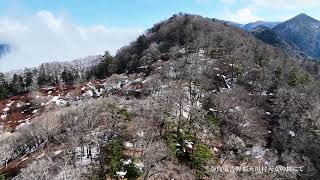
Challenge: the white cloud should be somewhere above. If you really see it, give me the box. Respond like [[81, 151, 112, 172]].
[[226, 0, 320, 9], [224, 8, 262, 24], [252, 0, 320, 8], [0, 10, 142, 72], [220, 0, 235, 5], [194, 0, 212, 4]]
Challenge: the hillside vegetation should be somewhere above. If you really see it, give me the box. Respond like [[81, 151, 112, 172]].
[[0, 13, 320, 180]]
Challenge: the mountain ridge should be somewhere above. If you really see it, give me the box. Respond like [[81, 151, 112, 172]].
[[0, 13, 320, 180], [272, 13, 320, 59]]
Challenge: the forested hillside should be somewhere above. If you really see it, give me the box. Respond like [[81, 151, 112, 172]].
[[0, 13, 320, 180]]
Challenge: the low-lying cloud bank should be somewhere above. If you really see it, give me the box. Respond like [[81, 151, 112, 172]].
[[0, 10, 142, 72]]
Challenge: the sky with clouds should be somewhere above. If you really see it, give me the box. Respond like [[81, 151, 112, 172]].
[[0, 0, 320, 71]]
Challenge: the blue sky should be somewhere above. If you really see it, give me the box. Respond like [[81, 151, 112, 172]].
[[1, 0, 320, 71]]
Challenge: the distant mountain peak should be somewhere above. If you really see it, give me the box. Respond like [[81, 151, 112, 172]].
[[290, 13, 319, 22], [272, 13, 320, 59], [297, 13, 308, 17], [251, 25, 270, 31], [243, 21, 280, 30]]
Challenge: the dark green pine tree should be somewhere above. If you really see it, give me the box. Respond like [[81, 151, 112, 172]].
[[37, 64, 54, 86], [11, 74, 26, 95], [95, 51, 113, 79], [61, 69, 75, 86], [24, 68, 34, 89], [0, 73, 10, 100]]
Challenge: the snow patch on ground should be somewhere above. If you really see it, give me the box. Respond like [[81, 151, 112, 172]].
[[1, 114, 7, 120], [116, 171, 127, 177], [124, 142, 134, 148], [54, 150, 63, 155], [289, 131, 296, 137], [252, 146, 266, 159], [3, 107, 10, 112]]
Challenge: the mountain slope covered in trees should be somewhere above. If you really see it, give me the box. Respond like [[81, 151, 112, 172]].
[[273, 13, 320, 59], [243, 21, 280, 30], [250, 26, 308, 59], [0, 13, 320, 180]]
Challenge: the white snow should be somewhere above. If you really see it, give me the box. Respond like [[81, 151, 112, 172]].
[[198, 49, 205, 54], [94, 88, 101, 97], [15, 121, 30, 130], [87, 82, 94, 89], [124, 142, 134, 148], [56, 99, 67, 106], [16, 103, 22, 108], [74, 146, 98, 166], [134, 161, 144, 171], [21, 157, 29, 161], [54, 150, 63, 155], [213, 147, 219, 153], [123, 159, 132, 165], [37, 153, 45, 159], [116, 171, 127, 177], [6, 101, 14, 107], [142, 77, 152, 84], [1, 114, 7, 120], [184, 140, 193, 149], [261, 91, 267, 96], [241, 122, 250, 127], [50, 96, 67, 106], [182, 110, 189, 119], [179, 48, 186, 54], [289, 131, 296, 137], [209, 108, 218, 112], [221, 75, 231, 89], [266, 112, 271, 115], [252, 146, 266, 159], [83, 90, 94, 97], [136, 131, 144, 137], [50, 96, 60, 103], [3, 107, 10, 112]]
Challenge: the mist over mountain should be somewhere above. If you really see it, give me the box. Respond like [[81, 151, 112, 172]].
[[224, 20, 244, 29], [225, 20, 281, 31], [244, 21, 280, 30], [0, 43, 10, 58]]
